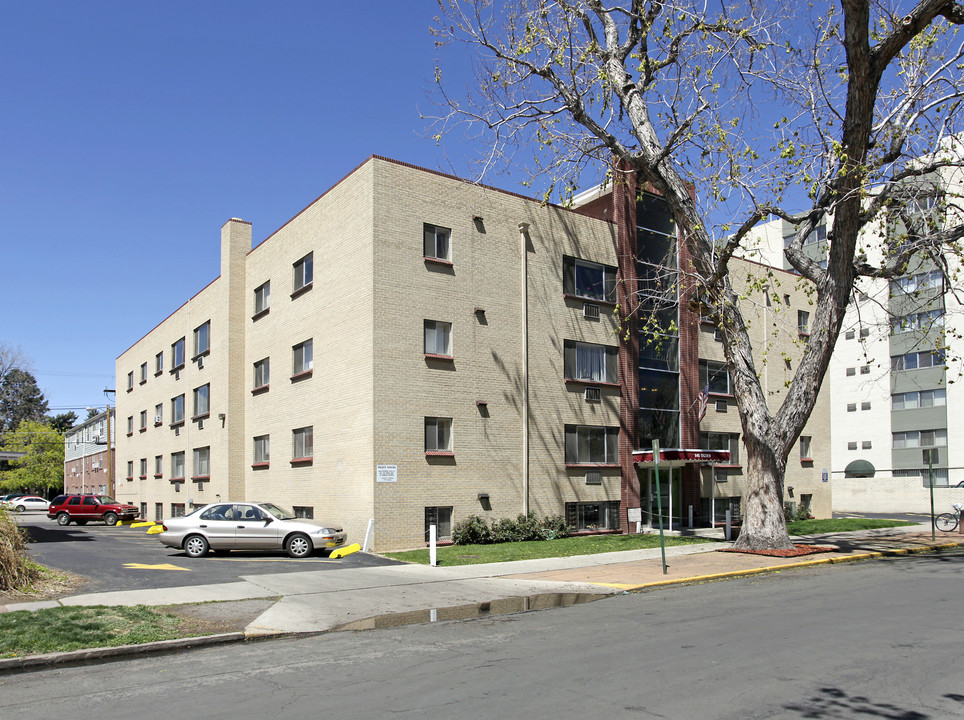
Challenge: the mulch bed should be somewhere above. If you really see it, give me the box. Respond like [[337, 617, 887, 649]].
[[720, 544, 835, 558]]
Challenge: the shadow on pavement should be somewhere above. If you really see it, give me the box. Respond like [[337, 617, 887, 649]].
[[20, 524, 96, 544], [784, 686, 930, 718]]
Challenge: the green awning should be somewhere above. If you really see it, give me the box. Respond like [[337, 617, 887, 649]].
[[844, 459, 875, 477]]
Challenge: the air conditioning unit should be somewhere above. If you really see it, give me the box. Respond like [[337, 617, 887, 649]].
[[583, 302, 600, 319], [584, 387, 601, 402], [716, 399, 728, 412], [154, 415, 162, 424], [585, 470, 602, 485], [197, 356, 204, 368]]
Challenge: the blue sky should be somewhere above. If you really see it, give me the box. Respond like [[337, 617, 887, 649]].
[[1, 1, 516, 416]]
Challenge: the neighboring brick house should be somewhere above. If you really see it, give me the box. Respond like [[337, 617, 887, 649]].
[[115, 156, 830, 550], [63, 409, 115, 496]]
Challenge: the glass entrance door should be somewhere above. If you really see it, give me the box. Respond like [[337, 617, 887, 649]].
[[646, 467, 681, 530]]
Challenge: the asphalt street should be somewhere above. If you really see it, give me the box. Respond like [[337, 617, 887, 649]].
[[13, 513, 401, 594], [2, 549, 961, 719]]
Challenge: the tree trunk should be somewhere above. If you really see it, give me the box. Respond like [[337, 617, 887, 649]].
[[732, 436, 793, 551]]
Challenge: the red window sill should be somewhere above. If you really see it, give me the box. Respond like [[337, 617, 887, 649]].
[[127, 388, 133, 393], [800, 457, 814, 463], [252, 384, 270, 395], [125, 476, 134, 481], [169, 477, 185, 484], [290, 457, 313, 466], [192, 413, 210, 422], [138, 475, 147, 480], [251, 462, 270, 469], [424, 256, 453, 267], [564, 378, 619, 387], [155, 371, 163, 377], [191, 475, 210, 482], [291, 282, 313, 299], [170, 421, 185, 429], [714, 464, 743, 469], [563, 293, 616, 307], [139, 380, 147, 386], [252, 308, 270, 321], [565, 463, 620, 469], [708, 392, 734, 399], [425, 450, 455, 457], [192, 350, 211, 362], [424, 354, 454, 361], [139, 428, 147, 433], [126, 432, 133, 437], [170, 364, 185, 375], [290, 370, 313, 382], [154, 474, 163, 479], [154, 421, 163, 427]]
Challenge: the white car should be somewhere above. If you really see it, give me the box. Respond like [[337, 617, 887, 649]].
[[2, 496, 49, 513], [158, 501, 347, 558]]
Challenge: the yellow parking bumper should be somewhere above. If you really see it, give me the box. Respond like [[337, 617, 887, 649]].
[[329, 543, 360, 559], [146, 525, 165, 535]]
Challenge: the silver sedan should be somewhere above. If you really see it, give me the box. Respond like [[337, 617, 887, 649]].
[[1, 496, 49, 513], [158, 501, 347, 558]]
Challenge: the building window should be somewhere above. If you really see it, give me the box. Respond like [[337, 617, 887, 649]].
[[862, 441, 872, 449], [564, 425, 619, 464], [861, 401, 871, 411], [424, 506, 453, 540], [860, 327, 870, 338], [893, 429, 947, 449], [799, 436, 812, 460], [154, 455, 163, 477], [846, 403, 856, 412], [254, 281, 270, 315], [797, 310, 810, 335], [699, 359, 731, 395], [293, 426, 313, 460], [126, 460, 134, 480], [891, 308, 944, 335], [171, 395, 185, 425], [893, 388, 946, 410], [424, 417, 453, 453], [846, 367, 856, 377], [154, 403, 163, 426], [847, 441, 858, 450], [562, 256, 617, 303], [155, 351, 164, 375], [254, 435, 269, 464], [171, 503, 185, 518], [860, 365, 870, 375], [193, 384, 210, 418], [127, 371, 134, 391], [565, 501, 621, 532], [192, 447, 210, 478], [172, 337, 186, 370], [564, 341, 618, 383], [140, 363, 148, 384], [424, 320, 453, 357], [701, 432, 740, 464], [126, 416, 134, 435], [423, 223, 451, 261], [293, 506, 314, 519], [139, 458, 147, 479], [293, 253, 313, 293], [171, 451, 185, 480], [293, 340, 313, 376], [254, 358, 270, 390], [139, 410, 148, 431], [891, 350, 945, 371], [845, 330, 855, 340], [194, 320, 211, 357]]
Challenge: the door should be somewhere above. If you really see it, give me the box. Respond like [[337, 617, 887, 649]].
[[196, 503, 238, 549], [234, 504, 282, 549], [647, 467, 682, 531]]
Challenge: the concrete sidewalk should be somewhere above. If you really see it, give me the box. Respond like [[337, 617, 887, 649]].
[[1, 523, 961, 670]]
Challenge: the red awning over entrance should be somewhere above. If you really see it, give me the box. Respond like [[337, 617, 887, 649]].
[[632, 448, 730, 468]]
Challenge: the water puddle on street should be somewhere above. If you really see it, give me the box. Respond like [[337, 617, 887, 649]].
[[332, 593, 605, 632]]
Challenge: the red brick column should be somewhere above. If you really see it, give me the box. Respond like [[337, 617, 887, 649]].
[[677, 205, 702, 525]]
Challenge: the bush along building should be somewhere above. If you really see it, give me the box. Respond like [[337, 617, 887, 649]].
[[114, 157, 830, 551]]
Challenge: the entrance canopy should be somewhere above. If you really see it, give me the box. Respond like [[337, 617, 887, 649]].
[[844, 459, 875, 478], [632, 448, 730, 469]]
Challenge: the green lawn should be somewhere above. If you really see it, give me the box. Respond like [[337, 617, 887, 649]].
[[0, 605, 189, 658], [384, 518, 916, 566]]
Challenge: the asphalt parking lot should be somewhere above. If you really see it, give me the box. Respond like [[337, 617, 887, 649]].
[[13, 512, 401, 595]]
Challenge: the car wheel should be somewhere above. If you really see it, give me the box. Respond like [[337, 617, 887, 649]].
[[183, 534, 209, 558], [15, 505, 25, 513], [285, 533, 313, 558], [56, 512, 71, 526], [103, 512, 119, 526]]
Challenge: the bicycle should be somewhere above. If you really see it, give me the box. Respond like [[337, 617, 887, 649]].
[[935, 503, 963, 531]]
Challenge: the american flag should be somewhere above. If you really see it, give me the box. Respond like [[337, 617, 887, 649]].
[[697, 383, 710, 422]]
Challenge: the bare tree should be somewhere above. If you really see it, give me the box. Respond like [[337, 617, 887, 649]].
[[432, 0, 964, 549], [0, 343, 28, 387]]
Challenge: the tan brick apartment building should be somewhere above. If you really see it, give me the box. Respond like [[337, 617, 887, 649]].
[[115, 157, 830, 551]]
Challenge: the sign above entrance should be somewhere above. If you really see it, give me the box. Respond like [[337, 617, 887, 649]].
[[632, 448, 730, 467]]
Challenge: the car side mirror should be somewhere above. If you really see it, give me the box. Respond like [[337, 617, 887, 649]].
[[263, 516, 273, 524]]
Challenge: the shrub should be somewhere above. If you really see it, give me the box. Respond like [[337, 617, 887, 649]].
[[452, 514, 494, 545], [0, 507, 41, 592], [540, 514, 572, 539], [491, 516, 524, 543]]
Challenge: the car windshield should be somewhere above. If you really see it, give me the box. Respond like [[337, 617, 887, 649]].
[[259, 503, 297, 520]]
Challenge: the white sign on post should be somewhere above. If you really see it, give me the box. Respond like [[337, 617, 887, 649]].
[[376, 464, 398, 483]]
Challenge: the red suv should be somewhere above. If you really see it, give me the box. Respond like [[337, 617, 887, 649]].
[[47, 494, 139, 526]]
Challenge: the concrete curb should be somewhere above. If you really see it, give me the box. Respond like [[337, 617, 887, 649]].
[[0, 632, 247, 674], [617, 540, 964, 591]]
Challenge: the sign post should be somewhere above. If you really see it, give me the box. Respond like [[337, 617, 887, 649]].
[[652, 440, 668, 575], [924, 449, 938, 541]]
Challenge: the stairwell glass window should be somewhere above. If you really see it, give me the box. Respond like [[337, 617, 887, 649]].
[[424, 320, 452, 356], [563, 256, 617, 302], [293, 426, 313, 460], [293, 340, 313, 375], [423, 223, 451, 261], [424, 417, 452, 453], [254, 358, 270, 389], [293, 253, 313, 293], [194, 321, 210, 358], [699, 359, 731, 395], [254, 281, 270, 315], [193, 384, 210, 418], [192, 447, 210, 479], [564, 340, 618, 383], [565, 425, 619, 464]]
